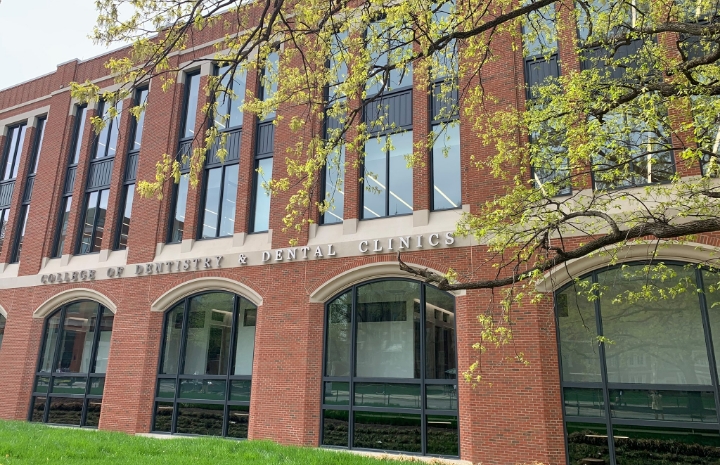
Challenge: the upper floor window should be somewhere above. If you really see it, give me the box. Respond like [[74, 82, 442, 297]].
[[363, 132, 413, 218], [181, 73, 201, 140], [215, 65, 247, 130], [3, 123, 27, 180], [78, 189, 109, 254], [93, 100, 123, 159], [0, 313, 5, 351], [366, 18, 413, 96], [70, 106, 88, 165]]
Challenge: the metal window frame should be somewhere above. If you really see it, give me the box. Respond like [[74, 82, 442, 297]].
[[91, 100, 121, 160], [76, 188, 110, 255], [150, 290, 256, 438], [556, 260, 720, 465], [28, 300, 109, 428], [320, 278, 460, 458], [361, 131, 414, 220], [1, 122, 27, 181]]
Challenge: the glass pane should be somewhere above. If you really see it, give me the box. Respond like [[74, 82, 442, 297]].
[[153, 402, 174, 432], [363, 137, 387, 218], [260, 51, 278, 120], [609, 389, 717, 423], [356, 280, 421, 378], [0, 209, 9, 254], [325, 290, 351, 377], [322, 410, 349, 447], [563, 387, 604, 418], [91, 189, 109, 253], [179, 379, 227, 401], [31, 117, 46, 173], [703, 269, 720, 380], [13, 204, 29, 262], [353, 411, 421, 453], [183, 74, 200, 139], [156, 379, 176, 399], [556, 280, 602, 382], [39, 313, 61, 372], [3, 125, 20, 180], [94, 101, 110, 159], [175, 403, 224, 436], [387, 132, 413, 216], [88, 377, 105, 396], [354, 383, 420, 409], [93, 308, 113, 373], [432, 124, 461, 210], [51, 376, 87, 395], [426, 384, 457, 410], [252, 157, 273, 232], [202, 167, 222, 238], [425, 285, 456, 379], [227, 405, 249, 438], [47, 397, 83, 426], [30, 397, 46, 422], [219, 164, 238, 237], [106, 101, 122, 158], [322, 146, 345, 224], [56, 301, 101, 374], [117, 185, 134, 250], [10, 125, 26, 179], [426, 415, 458, 456], [228, 71, 246, 128], [34, 376, 50, 394], [323, 382, 349, 406], [230, 380, 251, 402], [565, 422, 610, 465], [84, 399, 102, 427], [79, 191, 98, 254], [160, 303, 185, 374], [170, 174, 189, 242], [72, 107, 87, 164], [132, 88, 148, 150], [600, 265, 711, 385], [0, 313, 6, 351], [183, 292, 234, 376], [613, 425, 720, 465], [233, 299, 256, 376], [55, 196, 72, 256]]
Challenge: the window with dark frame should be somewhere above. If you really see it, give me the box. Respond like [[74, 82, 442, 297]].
[[76, 99, 122, 255], [0, 312, 5, 352], [152, 291, 256, 438], [115, 87, 148, 250], [29, 300, 113, 428], [321, 279, 459, 457], [0, 122, 28, 256], [168, 72, 200, 243], [199, 65, 246, 239], [53, 105, 87, 258], [12, 116, 46, 263], [250, 52, 277, 233]]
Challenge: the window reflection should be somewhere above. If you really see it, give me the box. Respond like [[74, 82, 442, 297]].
[[362, 132, 413, 219]]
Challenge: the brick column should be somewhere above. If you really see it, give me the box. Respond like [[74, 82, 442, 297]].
[[413, 54, 431, 213]]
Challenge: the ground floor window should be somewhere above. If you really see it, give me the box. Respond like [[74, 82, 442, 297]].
[[558, 262, 720, 464], [30, 301, 113, 427], [322, 279, 458, 457], [152, 291, 256, 438]]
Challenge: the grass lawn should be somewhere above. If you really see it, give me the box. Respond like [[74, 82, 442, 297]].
[[0, 420, 415, 464]]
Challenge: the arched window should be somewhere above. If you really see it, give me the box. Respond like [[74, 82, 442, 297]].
[[30, 301, 113, 427], [0, 313, 6, 351], [558, 262, 720, 464], [321, 279, 458, 457], [152, 291, 256, 438]]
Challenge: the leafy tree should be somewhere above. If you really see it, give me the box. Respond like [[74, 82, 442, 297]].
[[75, 0, 720, 378]]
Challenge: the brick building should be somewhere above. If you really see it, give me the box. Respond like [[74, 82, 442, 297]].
[[0, 4, 720, 465]]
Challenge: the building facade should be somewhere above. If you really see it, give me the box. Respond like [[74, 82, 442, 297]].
[[0, 6, 720, 465]]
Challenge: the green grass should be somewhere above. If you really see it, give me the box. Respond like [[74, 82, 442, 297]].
[[0, 420, 409, 464]]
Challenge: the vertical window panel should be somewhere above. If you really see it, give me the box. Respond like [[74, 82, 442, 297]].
[[425, 285, 456, 379], [160, 304, 185, 375], [201, 168, 222, 239], [219, 164, 238, 237], [183, 292, 234, 376], [93, 101, 123, 159], [31, 117, 47, 174], [71, 107, 88, 165], [233, 297, 256, 376], [363, 133, 413, 219], [182, 73, 201, 139], [325, 290, 352, 377], [93, 309, 114, 374], [387, 132, 413, 216], [363, 138, 388, 218], [170, 174, 189, 242], [252, 158, 273, 232], [131, 88, 149, 151], [0, 208, 10, 254], [3, 124, 27, 180], [116, 184, 134, 250], [322, 146, 345, 225], [55, 302, 100, 374], [432, 125, 461, 210], [0, 313, 6, 352], [78, 191, 99, 254], [12, 205, 29, 263], [557, 279, 602, 383], [54, 197, 72, 257]]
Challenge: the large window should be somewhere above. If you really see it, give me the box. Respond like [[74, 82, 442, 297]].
[[251, 53, 277, 233], [53, 105, 87, 257], [30, 301, 113, 427], [153, 291, 257, 437], [169, 72, 200, 243], [77, 189, 109, 254], [115, 87, 147, 250], [0, 122, 27, 256], [557, 262, 720, 464], [322, 279, 458, 457], [0, 313, 6, 351], [362, 133, 413, 218], [199, 65, 245, 239]]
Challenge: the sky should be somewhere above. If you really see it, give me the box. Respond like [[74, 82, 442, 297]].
[[0, 0, 116, 91]]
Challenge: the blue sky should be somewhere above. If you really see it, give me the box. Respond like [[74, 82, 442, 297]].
[[0, 0, 114, 90]]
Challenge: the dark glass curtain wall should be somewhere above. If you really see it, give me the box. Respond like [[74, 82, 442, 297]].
[[322, 279, 458, 457], [557, 262, 720, 465]]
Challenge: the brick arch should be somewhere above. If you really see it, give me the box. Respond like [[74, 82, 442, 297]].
[[150, 276, 263, 312], [309, 258, 465, 303], [33, 288, 118, 318]]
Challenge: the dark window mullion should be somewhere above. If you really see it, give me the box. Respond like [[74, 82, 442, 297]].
[[420, 283, 427, 455]]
